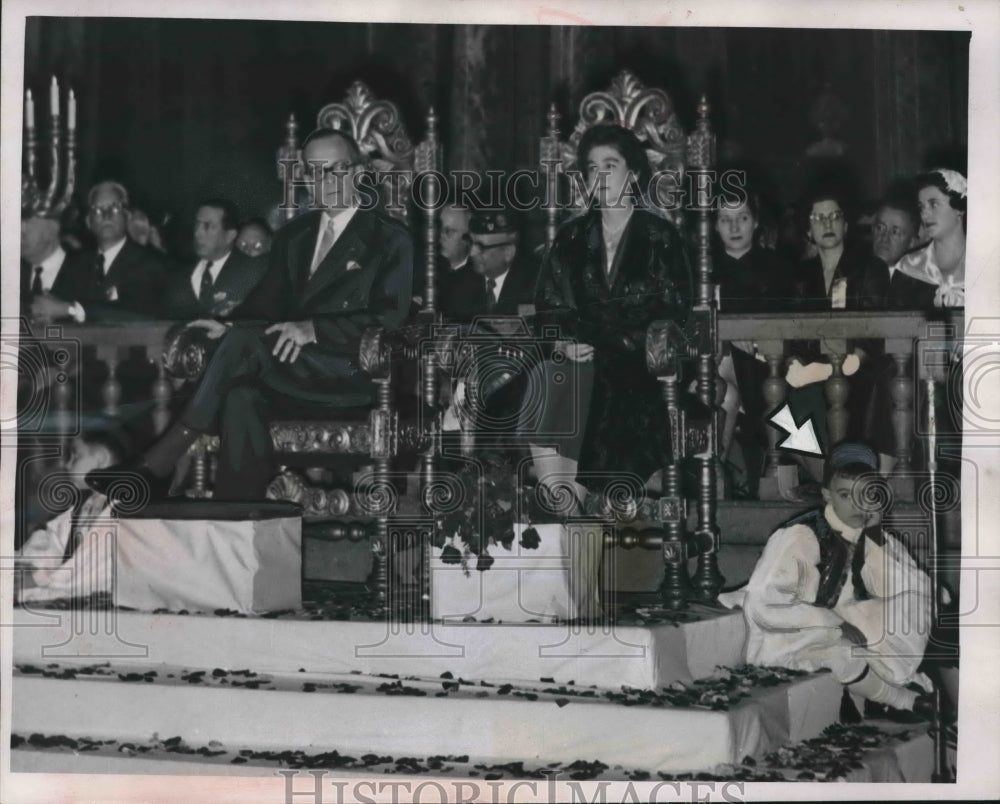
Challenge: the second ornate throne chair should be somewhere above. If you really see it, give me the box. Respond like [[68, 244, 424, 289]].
[[531, 69, 724, 610]]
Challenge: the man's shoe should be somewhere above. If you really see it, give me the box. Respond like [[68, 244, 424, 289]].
[[86, 464, 171, 507], [864, 697, 931, 724]]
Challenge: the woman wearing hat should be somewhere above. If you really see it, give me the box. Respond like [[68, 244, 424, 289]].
[[890, 168, 967, 309]]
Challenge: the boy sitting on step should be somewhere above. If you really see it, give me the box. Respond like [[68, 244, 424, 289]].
[[17, 430, 128, 602], [729, 442, 934, 720]]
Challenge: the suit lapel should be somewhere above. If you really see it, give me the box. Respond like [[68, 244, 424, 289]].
[[298, 210, 373, 307], [287, 215, 321, 298]]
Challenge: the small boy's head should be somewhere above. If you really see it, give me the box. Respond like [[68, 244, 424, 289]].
[[822, 442, 880, 529], [64, 430, 131, 488]]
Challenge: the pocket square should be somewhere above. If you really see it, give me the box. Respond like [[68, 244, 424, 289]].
[[346, 260, 362, 272]]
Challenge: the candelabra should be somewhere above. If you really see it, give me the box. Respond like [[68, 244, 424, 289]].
[[22, 77, 77, 218]]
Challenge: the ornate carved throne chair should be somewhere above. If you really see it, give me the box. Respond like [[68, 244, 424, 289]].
[[176, 81, 442, 610], [535, 69, 724, 610]]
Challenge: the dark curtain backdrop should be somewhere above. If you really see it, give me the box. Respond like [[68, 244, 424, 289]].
[[24, 18, 968, 255]]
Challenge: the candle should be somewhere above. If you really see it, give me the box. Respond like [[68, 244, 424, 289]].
[[50, 76, 59, 117], [25, 89, 34, 128], [68, 89, 76, 130]]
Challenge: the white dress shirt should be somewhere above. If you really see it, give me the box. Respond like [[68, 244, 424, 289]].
[[99, 236, 128, 274], [310, 206, 359, 272], [488, 268, 509, 301], [68, 237, 129, 322], [190, 250, 232, 297], [33, 246, 67, 293]]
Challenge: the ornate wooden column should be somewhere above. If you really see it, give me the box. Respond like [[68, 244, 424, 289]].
[[646, 324, 690, 610], [415, 106, 442, 621], [686, 97, 723, 604], [541, 104, 561, 250]]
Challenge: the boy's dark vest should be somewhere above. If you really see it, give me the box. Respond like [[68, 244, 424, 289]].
[[782, 508, 887, 609]]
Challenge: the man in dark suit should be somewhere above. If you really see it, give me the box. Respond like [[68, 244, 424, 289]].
[[89, 129, 413, 502], [440, 209, 537, 321], [163, 198, 268, 320], [20, 210, 75, 316], [439, 210, 538, 446], [31, 180, 167, 324]]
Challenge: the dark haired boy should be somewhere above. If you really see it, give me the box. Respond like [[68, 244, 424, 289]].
[[734, 443, 933, 719], [17, 431, 127, 601]]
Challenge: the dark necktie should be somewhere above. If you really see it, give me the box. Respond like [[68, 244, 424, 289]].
[[198, 261, 215, 307], [64, 490, 95, 562], [486, 277, 498, 312], [95, 253, 106, 294], [31, 266, 44, 296]]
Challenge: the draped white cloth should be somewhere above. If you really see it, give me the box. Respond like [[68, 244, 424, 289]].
[[18, 503, 301, 614]]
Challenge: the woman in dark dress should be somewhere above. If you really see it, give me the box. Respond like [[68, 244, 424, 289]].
[[522, 123, 693, 511], [520, 124, 692, 617], [714, 192, 793, 491]]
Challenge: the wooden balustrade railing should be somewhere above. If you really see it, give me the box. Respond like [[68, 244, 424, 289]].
[[718, 309, 963, 499], [24, 322, 176, 444]]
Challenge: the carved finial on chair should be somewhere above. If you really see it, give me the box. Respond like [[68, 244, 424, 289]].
[[276, 113, 303, 221], [687, 95, 715, 171], [547, 103, 560, 139]]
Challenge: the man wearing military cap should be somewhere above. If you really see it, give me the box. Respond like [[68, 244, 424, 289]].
[[440, 208, 537, 321]]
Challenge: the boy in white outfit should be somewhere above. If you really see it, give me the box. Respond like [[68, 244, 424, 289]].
[[730, 442, 933, 720]]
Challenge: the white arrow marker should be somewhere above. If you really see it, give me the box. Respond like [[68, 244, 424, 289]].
[[768, 403, 824, 457]]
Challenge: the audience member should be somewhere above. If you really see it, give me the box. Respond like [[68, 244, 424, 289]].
[[440, 210, 536, 320], [890, 168, 966, 309], [30, 180, 168, 323], [871, 189, 921, 270], [714, 191, 793, 494], [163, 198, 268, 320], [439, 202, 472, 273], [235, 218, 274, 258], [20, 210, 74, 315], [792, 188, 888, 312]]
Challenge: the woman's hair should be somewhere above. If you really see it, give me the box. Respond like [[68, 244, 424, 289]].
[[576, 124, 652, 204], [717, 188, 762, 221], [915, 169, 967, 213]]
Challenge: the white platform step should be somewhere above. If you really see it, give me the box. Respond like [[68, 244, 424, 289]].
[[12, 659, 841, 774], [11, 723, 936, 782], [11, 605, 746, 689]]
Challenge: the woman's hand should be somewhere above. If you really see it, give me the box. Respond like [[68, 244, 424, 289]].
[[555, 341, 594, 362]]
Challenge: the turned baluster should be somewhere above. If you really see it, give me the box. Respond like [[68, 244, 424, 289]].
[[190, 439, 208, 498], [890, 351, 914, 470], [758, 347, 787, 496], [150, 355, 171, 436], [48, 347, 74, 453], [824, 352, 849, 446], [98, 349, 121, 417]]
